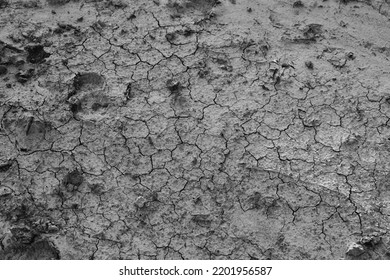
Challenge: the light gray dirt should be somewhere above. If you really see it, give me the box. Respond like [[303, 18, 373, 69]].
[[1, 0, 390, 259]]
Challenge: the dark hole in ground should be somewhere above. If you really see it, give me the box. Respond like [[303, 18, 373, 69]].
[[0, 161, 12, 172], [305, 61, 314, 69], [47, 0, 70, 6], [25, 45, 50, 64], [293, 1, 304, 8]]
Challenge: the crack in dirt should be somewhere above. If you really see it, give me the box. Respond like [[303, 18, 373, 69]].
[[1, 0, 390, 260]]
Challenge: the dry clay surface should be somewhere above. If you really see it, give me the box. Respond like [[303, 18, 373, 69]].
[[1, 0, 390, 260]]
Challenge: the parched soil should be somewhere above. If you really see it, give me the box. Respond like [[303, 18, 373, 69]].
[[1, 0, 390, 259]]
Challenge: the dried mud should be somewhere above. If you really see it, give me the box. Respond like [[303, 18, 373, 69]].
[[1, 0, 390, 260]]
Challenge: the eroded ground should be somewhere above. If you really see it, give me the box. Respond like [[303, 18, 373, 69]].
[[1, 0, 390, 259]]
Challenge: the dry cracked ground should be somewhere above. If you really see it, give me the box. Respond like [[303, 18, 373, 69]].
[[1, 0, 390, 260]]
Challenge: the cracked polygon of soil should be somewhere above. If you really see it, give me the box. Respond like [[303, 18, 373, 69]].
[[1, 0, 390, 260]]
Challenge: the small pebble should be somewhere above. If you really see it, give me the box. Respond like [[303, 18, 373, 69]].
[[135, 196, 147, 208]]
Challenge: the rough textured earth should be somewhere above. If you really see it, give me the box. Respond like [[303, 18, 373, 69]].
[[1, 0, 390, 260]]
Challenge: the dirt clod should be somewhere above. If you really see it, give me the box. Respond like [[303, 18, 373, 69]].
[[135, 196, 147, 208], [346, 242, 365, 257]]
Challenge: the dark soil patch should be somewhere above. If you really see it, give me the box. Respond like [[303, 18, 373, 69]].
[[0, 239, 60, 260], [73, 72, 105, 91], [25, 45, 50, 64]]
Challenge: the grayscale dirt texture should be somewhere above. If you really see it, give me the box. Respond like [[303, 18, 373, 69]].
[[1, 0, 390, 260]]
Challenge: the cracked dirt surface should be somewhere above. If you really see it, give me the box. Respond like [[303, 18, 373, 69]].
[[1, 0, 390, 260]]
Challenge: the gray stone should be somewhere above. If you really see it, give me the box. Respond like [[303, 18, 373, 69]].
[[134, 196, 147, 208]]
